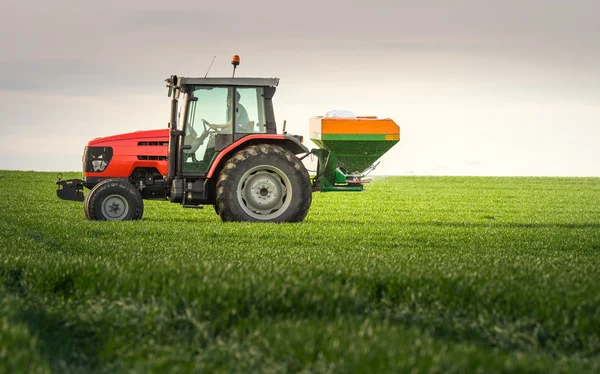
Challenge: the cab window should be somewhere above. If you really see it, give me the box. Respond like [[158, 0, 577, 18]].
[[234, 87, 266, 134]]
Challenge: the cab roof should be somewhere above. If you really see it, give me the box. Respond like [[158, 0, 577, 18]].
[[178, 77, 279, 87]]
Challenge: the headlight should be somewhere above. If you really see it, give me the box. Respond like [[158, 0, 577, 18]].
[[84, 146, 113, 173]]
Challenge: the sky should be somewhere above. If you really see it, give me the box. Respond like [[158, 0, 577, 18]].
[[1, 0, 599, 176]]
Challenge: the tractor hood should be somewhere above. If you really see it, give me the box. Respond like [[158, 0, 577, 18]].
[[88, 129, 169, 146]]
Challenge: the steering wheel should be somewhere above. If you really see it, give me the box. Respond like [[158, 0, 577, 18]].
[[182, 119, 210, 155], [188, 118, 218, 150], [200, 118, 211, 130]]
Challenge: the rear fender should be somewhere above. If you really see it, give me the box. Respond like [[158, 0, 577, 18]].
[[206, 134, 309, 179]]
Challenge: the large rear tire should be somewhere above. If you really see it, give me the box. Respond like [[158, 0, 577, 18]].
[[84, 179, 144, 221], [215, 144, 312, 222]]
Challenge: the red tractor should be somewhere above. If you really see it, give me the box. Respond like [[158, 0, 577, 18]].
[[56, 57, 400, 222]]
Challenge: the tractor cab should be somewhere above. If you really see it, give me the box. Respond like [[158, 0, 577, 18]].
[[166, 77, 280, 176]]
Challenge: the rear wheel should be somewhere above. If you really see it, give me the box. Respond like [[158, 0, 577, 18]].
[[216, 144, 312, 222], [84, 179, 144, 221]]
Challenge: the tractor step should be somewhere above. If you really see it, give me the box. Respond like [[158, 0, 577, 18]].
[[182, 205, 203, 209]]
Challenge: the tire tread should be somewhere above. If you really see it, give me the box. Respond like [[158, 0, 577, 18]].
[[84, 178, 144, 221], [215, 144, 311, 222]]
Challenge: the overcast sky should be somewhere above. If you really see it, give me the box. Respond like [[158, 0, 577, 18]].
[[1, 0, 599, 176]]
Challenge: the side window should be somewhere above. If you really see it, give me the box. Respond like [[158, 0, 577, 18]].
[[235, 87, 266, 134]]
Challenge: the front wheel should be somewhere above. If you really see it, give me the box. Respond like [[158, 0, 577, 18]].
[[84, 179, 144, 221], [215, 144, 312, 222]]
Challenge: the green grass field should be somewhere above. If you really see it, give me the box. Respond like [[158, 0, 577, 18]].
[[1, 170, 599, 373]]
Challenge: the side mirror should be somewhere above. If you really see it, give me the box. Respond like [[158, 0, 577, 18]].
[[165, 75, 177, 97]]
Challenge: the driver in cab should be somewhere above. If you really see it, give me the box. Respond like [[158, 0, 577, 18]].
[[208, 91, 249, 133]]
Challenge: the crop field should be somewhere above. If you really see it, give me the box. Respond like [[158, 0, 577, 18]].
[[1, 170, 599, 373]]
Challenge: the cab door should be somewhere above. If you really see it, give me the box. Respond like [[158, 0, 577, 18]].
[[182, 87, 233, 174]]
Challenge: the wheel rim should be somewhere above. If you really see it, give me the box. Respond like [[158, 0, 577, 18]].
[[101, 194, 130, 221], [237, 165, 292, 220]]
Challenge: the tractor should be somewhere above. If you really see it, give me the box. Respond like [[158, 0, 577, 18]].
[[56, 56, 400, 222]]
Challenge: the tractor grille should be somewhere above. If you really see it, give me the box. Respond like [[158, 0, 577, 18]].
[[137, 155, 168, 161], [138, 141, 168, 146]]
